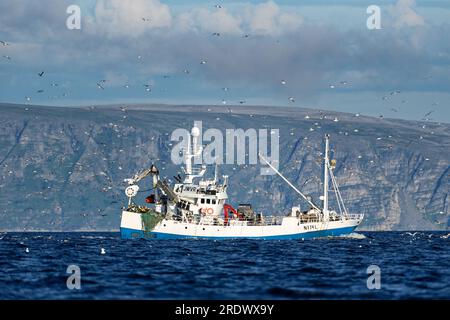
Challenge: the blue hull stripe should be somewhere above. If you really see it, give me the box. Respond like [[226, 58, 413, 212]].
[[120, 226, 357, 240]]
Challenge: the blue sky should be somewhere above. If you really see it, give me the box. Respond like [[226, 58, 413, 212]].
[[0, 0, 449, 122]]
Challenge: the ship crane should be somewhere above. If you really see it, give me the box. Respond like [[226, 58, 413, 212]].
[[124, 164, 179, 206]]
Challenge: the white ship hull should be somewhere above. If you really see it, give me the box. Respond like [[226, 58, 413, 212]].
[[120, 211, 362, 240]]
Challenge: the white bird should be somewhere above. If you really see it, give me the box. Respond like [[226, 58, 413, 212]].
[[281, 80, 287, 85], [405, 232, 418, 237], [0, 40, 9, 46], [2, 55, 11, 60], [101, 248, 106, 255], [214, 4, 222, 9], [200, 60, 207, 65], [288, 97, 295, 103], [441, 233, 450, 239], [25, 248, 30, 253]]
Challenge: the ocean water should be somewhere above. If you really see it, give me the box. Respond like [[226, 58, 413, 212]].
[[0, 231, 449, 300]]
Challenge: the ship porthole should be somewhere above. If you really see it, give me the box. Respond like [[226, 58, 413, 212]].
[[163, 224, 166, 227], [185, 226, 188, 229], [203, 228, 205, 230]]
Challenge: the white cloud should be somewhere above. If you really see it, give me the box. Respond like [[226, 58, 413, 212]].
[[175, 7, 242, 35], [90, 0, 172, 38], [244, 1, 303, 36], [173, 1, 302, 36], [390, 0, 425, 28]]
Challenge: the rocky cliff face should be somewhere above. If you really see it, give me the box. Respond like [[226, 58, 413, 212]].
[[0, 103, 448, 231]]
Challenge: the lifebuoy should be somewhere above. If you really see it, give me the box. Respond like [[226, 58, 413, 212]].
[[201, 207, 214, 215]]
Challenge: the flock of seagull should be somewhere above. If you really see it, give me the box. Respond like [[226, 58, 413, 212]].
[[0, 2, 440, 123]]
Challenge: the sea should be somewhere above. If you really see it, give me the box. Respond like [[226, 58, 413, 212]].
[[0, 231, 449, 300]]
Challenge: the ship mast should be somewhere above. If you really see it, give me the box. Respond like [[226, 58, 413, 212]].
[[323, 134, 330, 221]]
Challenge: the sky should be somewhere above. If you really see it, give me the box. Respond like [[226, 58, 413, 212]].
[[0, 0, 449, 123]]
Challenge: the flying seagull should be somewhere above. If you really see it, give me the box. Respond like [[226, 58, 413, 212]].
[[38, 71, 44, 77], [423, 110, 434, 119], [0, 40, 9, 46], [96, 82, 105, 90]]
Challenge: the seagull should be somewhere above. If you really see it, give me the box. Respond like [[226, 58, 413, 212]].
[[143, 84, 151, 91], [96, 82, 105, 90], [37, 89, 44, 93], [243, 34, 250, 38], [422, 110, 434, 119], [0, 41, 9, 46], [25, 96, 31, 102], [405, 232, 418, 237], [222, 87, 229, 91], [212, 32, 221, 36], [38, 71, 44, 77], [101, 248, 106, 255], [281, 80, 287, 85], [214, 4, 222, 9], [50, 83, 58, 87], [183, 69, 190, 74], [200, 60, 207, 65], [329, 84, 335, 89], [142, 17, 151, 22], [25, 248, 30, 253], [2, 55, 11, 60], [239, 100, 246, 104], [288, 97, 295, 103]]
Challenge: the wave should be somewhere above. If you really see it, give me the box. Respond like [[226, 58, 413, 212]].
[[335, 232, 366, 239]]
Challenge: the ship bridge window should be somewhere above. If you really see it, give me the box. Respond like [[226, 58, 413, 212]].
[[201, 198, 205, 204], [212, 199, 216, 204], [206, 199, 211, 204]]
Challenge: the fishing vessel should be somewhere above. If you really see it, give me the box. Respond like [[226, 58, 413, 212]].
[[120, 126, 363, 239]]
